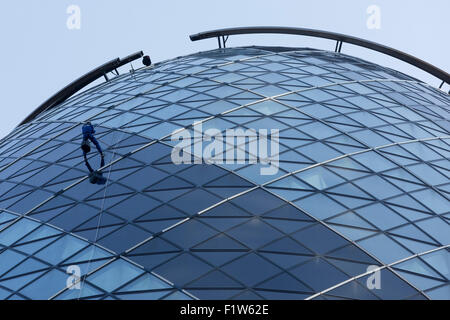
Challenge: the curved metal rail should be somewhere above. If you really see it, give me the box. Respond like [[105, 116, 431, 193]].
[[190, 26, 450, 87], [18, 51, 144, 126]]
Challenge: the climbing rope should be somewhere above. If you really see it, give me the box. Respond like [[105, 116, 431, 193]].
[[77, 124, 126, 299], [75, 59, 145, 298]]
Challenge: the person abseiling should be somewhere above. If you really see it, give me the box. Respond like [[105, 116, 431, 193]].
[[81, 122, 106, 185]]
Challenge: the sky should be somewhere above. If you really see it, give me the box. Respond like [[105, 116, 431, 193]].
[[0, 0, 448, 139]]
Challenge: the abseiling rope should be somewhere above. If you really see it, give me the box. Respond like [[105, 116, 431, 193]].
[[77, 125, 126, 299]]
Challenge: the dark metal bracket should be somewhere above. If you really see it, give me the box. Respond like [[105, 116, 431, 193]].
[[19, 51, 144, 126], [335, 40, 343, 53], [190, 27, 450, 87], [217, 35, 229, 48]]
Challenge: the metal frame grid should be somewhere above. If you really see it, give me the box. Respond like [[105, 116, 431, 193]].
[[0, 46, 448, 300]]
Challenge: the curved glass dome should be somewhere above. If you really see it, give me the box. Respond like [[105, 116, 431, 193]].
[[0, 46, 449, 300]]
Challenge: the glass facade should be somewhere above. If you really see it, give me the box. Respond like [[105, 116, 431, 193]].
[[0, 46, 448, 300]]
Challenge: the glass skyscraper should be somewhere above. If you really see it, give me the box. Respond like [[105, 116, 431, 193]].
[[0, 37, 449, 300]]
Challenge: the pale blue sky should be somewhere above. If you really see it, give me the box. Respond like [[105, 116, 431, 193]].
[[0, 0, 448, 139]]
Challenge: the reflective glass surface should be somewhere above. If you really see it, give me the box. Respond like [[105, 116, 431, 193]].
[[0, 46, 449, 300]]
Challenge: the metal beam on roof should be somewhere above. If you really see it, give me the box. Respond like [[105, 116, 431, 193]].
[[190, 26, 450, 86], [18, 51, 144, 126]]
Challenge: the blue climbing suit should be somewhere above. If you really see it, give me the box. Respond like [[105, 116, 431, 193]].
[[82, 123, 103, 156], [81, 123, 106, 184]]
